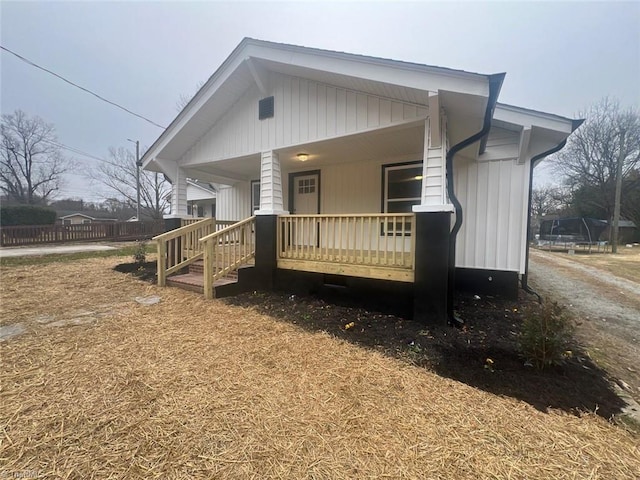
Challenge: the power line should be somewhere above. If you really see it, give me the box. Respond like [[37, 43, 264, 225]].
[[1, 45, 166, 129], [43, 139, 109, 164]]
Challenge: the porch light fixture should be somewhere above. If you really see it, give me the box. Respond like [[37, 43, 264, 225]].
[[297, 153, 309, 162]]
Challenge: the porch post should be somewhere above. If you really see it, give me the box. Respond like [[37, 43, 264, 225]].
[[171, 167, 188, 218], [412, 109, 453, 325], [164, 167, 189, 232], [255, 151, 288, 290]]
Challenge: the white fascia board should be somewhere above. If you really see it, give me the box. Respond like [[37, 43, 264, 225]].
[[494, 104, 575, 134], [244, 41, 491, 98], [141, 45, 250, 167]]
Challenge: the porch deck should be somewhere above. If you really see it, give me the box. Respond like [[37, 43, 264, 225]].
[[278, 250, 414, 282]]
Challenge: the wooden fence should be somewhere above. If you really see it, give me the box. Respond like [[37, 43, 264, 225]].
[[0, 221, 165, 247]]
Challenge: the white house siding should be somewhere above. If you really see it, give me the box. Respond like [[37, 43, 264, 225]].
[[216, 182, 252, 221], [283, 157, 418, 252], [454, 156, 530, 273], [480, 126, 521, 161], [180, 72, 428, 168]]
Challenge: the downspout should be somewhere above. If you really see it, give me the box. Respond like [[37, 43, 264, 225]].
[[446, 74, 505, 325], [521, 118, 583, 298], [520, 142, 566, 302]]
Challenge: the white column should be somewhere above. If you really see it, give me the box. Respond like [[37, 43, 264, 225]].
[[256, 151, 288, 215], [413, 111, 454, 213], [170, 167, 188, 217]]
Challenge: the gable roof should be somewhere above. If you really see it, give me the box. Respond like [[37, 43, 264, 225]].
[[142, 38, 500, 169]]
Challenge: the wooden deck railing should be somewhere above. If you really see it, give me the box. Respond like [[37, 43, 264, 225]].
[[199, 216, 256, 299], [277, 214, 416, 277], [153, 218, 215, 286]]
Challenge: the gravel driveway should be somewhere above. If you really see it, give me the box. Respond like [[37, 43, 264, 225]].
[[528, 248, 640, 403]]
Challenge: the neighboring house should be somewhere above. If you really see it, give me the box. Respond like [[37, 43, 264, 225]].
[[142, 38, 581, 324], [58, 212, 118, 225], [602, 220, 639, 244], [186, 179, 217, 218]]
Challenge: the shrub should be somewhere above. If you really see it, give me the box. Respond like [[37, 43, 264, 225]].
[[0, 205, 57, 226], [519, 301, 575, 370], [132, 241, 147, 265]]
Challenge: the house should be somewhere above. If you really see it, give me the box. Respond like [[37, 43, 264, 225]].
[[186, 179, 217, 218], [143, 38, 581, 325], [58, 212, 118, 225]]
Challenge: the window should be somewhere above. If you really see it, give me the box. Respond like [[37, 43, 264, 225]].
[[297, 177, 316, 194], [251, 180, 260, 213], [382, 162, 422, 234], [82, 219, 92, 224], [382, 162, 423, 213], [63, 219, 71, 225]]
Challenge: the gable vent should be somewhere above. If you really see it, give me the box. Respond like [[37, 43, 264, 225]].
[[259, 96, 274, 120]]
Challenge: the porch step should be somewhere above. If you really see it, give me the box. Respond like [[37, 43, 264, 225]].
[[165, 260, 240, 295], [188, 260, 238, 279]]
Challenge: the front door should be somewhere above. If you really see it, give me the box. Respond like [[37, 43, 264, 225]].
[[292, 173, 319, 215], [290, 171, 320, 246]]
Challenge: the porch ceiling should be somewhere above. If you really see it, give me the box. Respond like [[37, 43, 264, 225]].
[[184, 121, 426, 186]]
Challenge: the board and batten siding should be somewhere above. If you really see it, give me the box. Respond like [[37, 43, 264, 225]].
[[454, 156, 530, 274], [283, 161, 382, 214], [215, 182, 252, 222], [480, 126, 521, 161], [180, 72, 428, 167]]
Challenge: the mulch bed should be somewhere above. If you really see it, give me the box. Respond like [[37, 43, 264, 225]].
[[115, 261, 628, 421], [223, 289, 627, 421]]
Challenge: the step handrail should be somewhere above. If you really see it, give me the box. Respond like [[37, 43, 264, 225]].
[[199, 216, 256, 299], [154, 218, 215, 286], [198, 216, 255, 243]]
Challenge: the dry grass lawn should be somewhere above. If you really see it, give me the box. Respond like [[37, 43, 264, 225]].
[[1, 256, 639, 479], [542, 245, 640, 283]]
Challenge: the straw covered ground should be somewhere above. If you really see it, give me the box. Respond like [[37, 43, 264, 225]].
[[1, 256, 639, 479]]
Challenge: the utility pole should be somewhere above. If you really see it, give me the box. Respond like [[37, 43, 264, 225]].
[[611, 128, 625, 254], [127, 139, 141, 221]]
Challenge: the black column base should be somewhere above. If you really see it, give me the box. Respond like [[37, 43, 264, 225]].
[[255, 215, 278, 290], [455, 268, 519, 299], [164, 217, 182, 232], [413, 211, 451, 325]]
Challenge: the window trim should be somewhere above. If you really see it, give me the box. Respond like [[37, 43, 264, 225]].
[[381, 161, 423, 236], [251, 179, 261, 214], [381, 161, 423, 214], [288, 170, 321, 214]]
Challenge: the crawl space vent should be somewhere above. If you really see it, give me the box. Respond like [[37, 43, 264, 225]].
[[259, 96, 274, 120]]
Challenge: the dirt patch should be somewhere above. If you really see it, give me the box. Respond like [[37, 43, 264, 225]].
[[2, 258, 639, 479]]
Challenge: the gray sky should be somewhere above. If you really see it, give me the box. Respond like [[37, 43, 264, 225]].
[[2, 1, 639, 201]]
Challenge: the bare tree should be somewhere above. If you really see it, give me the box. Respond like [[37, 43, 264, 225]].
[[89, 146, 171, 219], [553, 98, 640, 222], [0, 110, 71, 204], [531, 186, 569, 218], [176, 80, 206, 112]]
